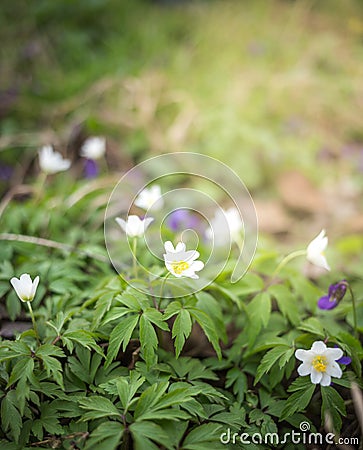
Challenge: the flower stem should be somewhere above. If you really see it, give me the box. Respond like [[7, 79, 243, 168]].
[[158, 272, 171, 310], [132, 238, 138, 278], [272, 249, 307, 278], [36, 172, 48, 202], [346, 284, 358, 337], [27, 301, 40, 344]]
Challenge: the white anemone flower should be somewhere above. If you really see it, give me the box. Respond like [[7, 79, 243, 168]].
[[134, 185, 164, 211], [295, 341, 343, 386], [115, 215, 154, 238], [38, 145, 71, 174], [163, 241, 204, 279], [10, 273, 40, 302], [206, 207, 243, 246], [306, 229, 330, 271], [80, 137, 106, 160]]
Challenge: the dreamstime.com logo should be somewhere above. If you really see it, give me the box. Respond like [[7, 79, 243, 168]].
[[220, 422, 360, 447], [104, 152, 258, 297]]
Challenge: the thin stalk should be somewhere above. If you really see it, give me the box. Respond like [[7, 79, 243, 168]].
[[27, 301, 40, 344], [158, 272, 171, 310], [132, 238, 138, 278], [35, 172, 48, 202], [272, 249, 307, 278], [347, 284, 358, 338]]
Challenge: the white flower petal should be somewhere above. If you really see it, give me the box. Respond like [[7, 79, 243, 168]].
[[320, 373, 332, 386], [189, 260, 204, 272], [297, 363, 312, 376], [325, 348, 343, 361], [295, 349, 310, 362], [80, 137, 106, 159], [311, 341, 327, 354], [143, 217, 154, 231], [310, 369, 323, 384], [115, 217, 127, 232], [175, 242, 186, 252], [164, 241, 175, 253], [326, 362, 342, 378], [31, 276, 40, 298]]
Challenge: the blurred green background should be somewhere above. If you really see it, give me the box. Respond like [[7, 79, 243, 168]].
[[1, 0, 363, 253]]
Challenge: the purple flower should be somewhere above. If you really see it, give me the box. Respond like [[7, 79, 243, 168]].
[[318, 280, 347, 310], [337, 356, 352, 365], [84, 159, 99, 178], [168, 209, 200, 232]]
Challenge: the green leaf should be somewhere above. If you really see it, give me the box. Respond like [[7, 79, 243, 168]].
[[173, 309, 192, 358], [225, 368, 248, 402], [189, 307, 222, 359], [130, 422, 170, 449], [79, 396, 121, 420], [35, 345, 65, 388], [298, 317, 325, 337], [106, 314, 139, 367], [246, 292, 271, 346], [116, 372, 145, 411], [84, 421, 124, 450], [255, 345, 291, 384], [1, 392, 22, 443], [62, 330, 104, 356], [269, 284, 300, 326], [280, 383, 315, 420], [182, 423, 223, 450], [7, 357, 34, 388], [139, 314, 158, 369], [321, 386, 346, 433]]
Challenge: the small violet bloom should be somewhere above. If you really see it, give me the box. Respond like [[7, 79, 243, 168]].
[[163, 241, 204, 279], [306, 229, 330, 271], [295, 341, 344, 386], [115, 215, 154, 238], [134, 185, 164, 211], [84, 159, 99, 179], [318, 280, 347, 310], [168, 209, 200, 232], [10, 273, 39, 302], [38, 145, 71, 174]]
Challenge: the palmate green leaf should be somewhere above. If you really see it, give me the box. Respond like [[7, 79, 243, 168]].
[[195, 291, 227, 343], [1, 391, 22, 443], [173, 309, 192, 358], [321, 386, 346, 433], [130, 421, 170, 450], [181, 423, 223, 450], [7, 357, 34, 388], [35, 345, 65, 388], [79, 395, 121, 420], [188, 307, 222, 359], [31, 402, 63, 440], [0, 341, 31, 361], [143, 308, 169, 331], [134, 382, 169, 419], [225, 367, 248, 401], [61, 330, 104, 356], [68, 347, 102, 385], [268, 284, 301, 326], [298, 317, 325, 337], [115, 371, 145, 410], [255, 345, 291, 384], [116, 287, 150, 311], [92, 292, 116, 328], [139, 314, 158, 369], [246, 292, 271, 347], [280, 383, 316, 421], [106, 314, 139, 368], [84, 421, 124, 450]]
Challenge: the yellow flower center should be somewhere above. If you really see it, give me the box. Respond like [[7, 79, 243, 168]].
[[312, 355, 328, 372], [171, 261, 190, 275]]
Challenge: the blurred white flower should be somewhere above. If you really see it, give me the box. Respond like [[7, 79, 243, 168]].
[[38, 145, 71, 174], [135, 185, 163, 211], [295, 341, 343, 386], [115, 215, 154, 238], [163, 240, 204, 279], [10, 273, 39, 302], [80, 137, 106, 160], [206, 207, 243, 246], [306, 229, 330, 271]]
